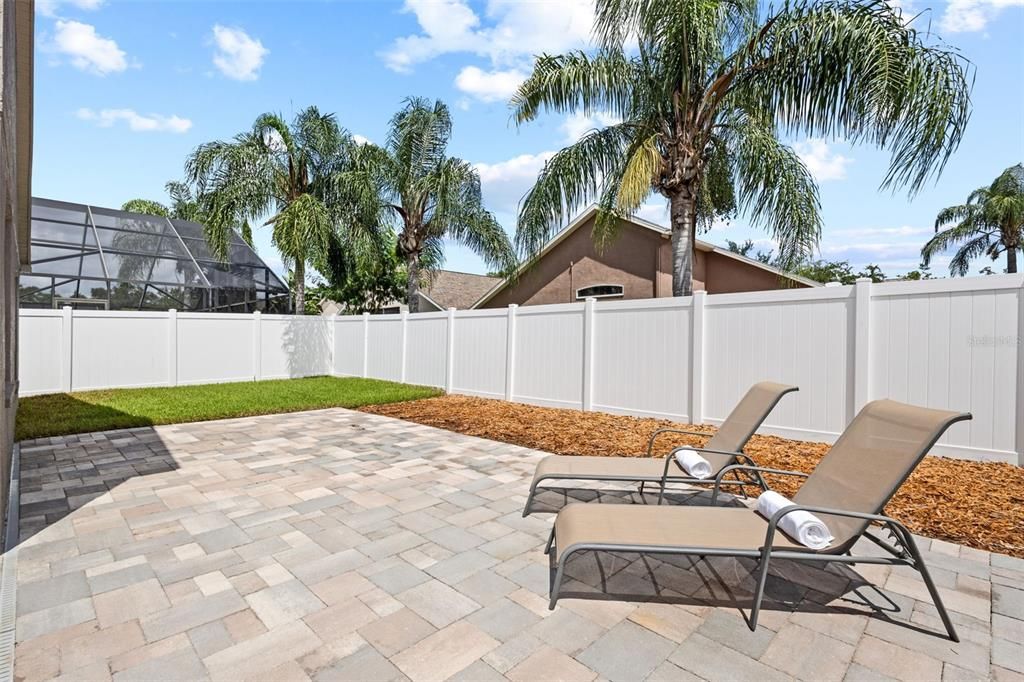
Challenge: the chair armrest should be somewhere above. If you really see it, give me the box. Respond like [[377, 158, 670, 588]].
[[645, 428, 712, 457], [710, 465, 808, 504], [761, 504, 907, 553]]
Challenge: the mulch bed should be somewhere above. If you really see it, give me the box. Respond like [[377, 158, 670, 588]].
[[363, 395, 1024, 558]]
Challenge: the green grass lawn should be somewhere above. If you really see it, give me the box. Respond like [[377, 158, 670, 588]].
[[17, 376, 441, 441]]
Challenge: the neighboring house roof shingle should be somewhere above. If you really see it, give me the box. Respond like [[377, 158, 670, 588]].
[[420, 270, 502, 310]]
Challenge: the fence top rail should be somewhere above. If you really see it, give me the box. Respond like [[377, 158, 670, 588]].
[[705, 285, 854, 307], [870, 272, 1024, 297], [403, 311, 450, 321], [593, 296, 693, 312], [259, 314, 332, 322], [177, 312, 258, 321], [442, 308, 509, 319], [514, 302, 586, 316]]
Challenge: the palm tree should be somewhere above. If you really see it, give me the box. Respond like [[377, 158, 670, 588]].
[[511, 0, 972, 296], [123, 181, 255, 249], [185, 107, 361, 313], [341, 97, 516, 312], [922, 164, 1024, 275]]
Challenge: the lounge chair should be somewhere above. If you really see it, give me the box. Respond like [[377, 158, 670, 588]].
[[544, 399, 971, 641], [523, 381, 798, 516]]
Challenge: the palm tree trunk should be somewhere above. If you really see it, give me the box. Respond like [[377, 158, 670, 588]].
[[294, 259, 306, 315], [1007, 247, 1018, 274], [407, 252, 421, 314], [669, 189, 696, 297]]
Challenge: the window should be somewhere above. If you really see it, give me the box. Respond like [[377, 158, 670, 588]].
[[576, 284, 624, 299]]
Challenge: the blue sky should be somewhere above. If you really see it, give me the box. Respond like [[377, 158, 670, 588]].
[[32, 0, 1024, 280]]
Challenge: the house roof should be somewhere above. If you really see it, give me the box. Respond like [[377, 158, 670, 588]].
[[420, 270, 503, 310], [471, 205, 818, 308]]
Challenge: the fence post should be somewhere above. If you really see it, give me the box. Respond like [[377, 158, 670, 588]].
[[1016, 279, 1024, 466], [582, 298, 595, 411], [852, 277, 872, 420], [60, 306, 73, 392], [445, 308, 456, 393], [328, 315, 337, 377], [362, 312, 370, 378], [252, 310, 262, 381], [504, 305, 518, 401], [690, 290, 706, 424], [167, 309, 178, 386], [400, 311, 409, 383]]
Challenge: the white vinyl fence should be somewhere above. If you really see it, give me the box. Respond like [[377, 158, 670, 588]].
[[19, 274, 1024, 464]]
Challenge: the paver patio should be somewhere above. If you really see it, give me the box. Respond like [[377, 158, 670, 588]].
[[6, 408, 1024, 681]]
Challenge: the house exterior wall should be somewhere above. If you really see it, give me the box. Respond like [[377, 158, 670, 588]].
[[483, 216, 807, 308], [486, 216, 667, 307], [0, 0, 31, 537]]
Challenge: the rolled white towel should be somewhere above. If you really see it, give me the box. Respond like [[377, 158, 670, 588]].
[[673, 447, 712, 480], [756, 490, 834, 550]]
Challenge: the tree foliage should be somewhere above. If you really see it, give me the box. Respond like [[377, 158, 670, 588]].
[[511, 0, 973, 296], [341, 98, 516, 312], [922, 163, 1024, 275], [185, 107, 374, 313]]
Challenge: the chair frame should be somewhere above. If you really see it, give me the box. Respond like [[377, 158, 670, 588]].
[[545, 463, 964, 642]]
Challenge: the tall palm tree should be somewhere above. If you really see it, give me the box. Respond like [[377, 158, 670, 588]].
[[186, 107, 361, 313], [341, 98, 516, 312], [922, 164, 1024, 275], [511, 0, 973, 296]]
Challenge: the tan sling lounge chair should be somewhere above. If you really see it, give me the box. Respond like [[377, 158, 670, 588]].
[[523, 381, 798, 516], [544, 399, 971, 641]]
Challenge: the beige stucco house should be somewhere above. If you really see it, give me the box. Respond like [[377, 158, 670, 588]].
[[472, 206, 816, 309]]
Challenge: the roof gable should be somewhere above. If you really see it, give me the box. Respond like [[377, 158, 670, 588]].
[[472, 206, 818, 307]]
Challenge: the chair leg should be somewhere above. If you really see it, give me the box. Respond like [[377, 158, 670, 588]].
[[639, 481, 646, 497], [544, 527, 556, 556], [901, 529, 960, 642], [523, 482, 540, 517], [748, 548, 772, 632], [549, 553, 568, 610]]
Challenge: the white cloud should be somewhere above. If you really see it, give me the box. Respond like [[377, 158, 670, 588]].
[[51, 20, 127, 75], [382, 0, 594, 73], [352, 134, 371, 146], [560, 111, 622, 143], [454, 66, 527, 102], [38, 0, 104, 18], [76, 108, 192, 133], [475, 150, 556, 215], [211, 25, 268, 81], [940, 0, 1024, 32], [793, 139, 852, 182]]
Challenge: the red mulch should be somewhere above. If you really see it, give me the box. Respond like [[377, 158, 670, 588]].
[[363, 395, 1024, 558]]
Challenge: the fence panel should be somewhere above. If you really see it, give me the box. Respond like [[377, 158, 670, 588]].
[[18, 310, 66, 395], [258, 315, 333, 380], [703, 288, 853, 441], [70, 311, 170, 391], [451, 310, 507, 398], [591, 298, 692, 420], [366, 315, 404, 382], [405, 314, 448, 388], [513, 305, 585, 409], [870, 278, 1021, 462], [178, 313, 253, 385], [332, 317, 365, 377]]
